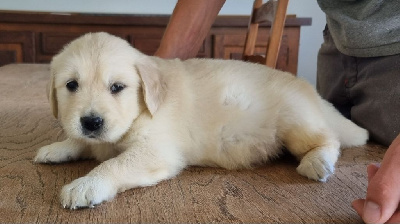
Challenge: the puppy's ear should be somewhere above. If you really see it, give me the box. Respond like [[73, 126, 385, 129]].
[[47, 70, 58, 118], [136, 57, 166, 116]]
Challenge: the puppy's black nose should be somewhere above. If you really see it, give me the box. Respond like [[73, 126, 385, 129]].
[[80, 116, 104, 132]]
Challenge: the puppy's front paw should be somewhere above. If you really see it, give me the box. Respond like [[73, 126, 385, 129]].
[[61, 176, 116, 209], [34, 140, 85, 163], [296, 148, 337, 182], [34, 143, 69, 163]]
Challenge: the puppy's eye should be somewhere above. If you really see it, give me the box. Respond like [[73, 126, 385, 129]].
[[66, 80, 79, 92], [110, 83, 125, 94]]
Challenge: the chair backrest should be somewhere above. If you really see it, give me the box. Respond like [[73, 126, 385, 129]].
[[242, 0, 289, 69]]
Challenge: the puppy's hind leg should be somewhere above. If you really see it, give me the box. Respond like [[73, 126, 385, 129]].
[[277, 82, 342, 182], [280, 116, 340, 182], [34, 138, 91, 163]]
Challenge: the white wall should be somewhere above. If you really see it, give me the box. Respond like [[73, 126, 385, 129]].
[[0, 0, 326, 85]]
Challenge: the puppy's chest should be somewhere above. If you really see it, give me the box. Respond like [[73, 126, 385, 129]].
[[90, 143, 127, 161]]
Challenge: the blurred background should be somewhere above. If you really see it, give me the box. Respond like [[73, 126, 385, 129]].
[[0, 0, 326, 85]]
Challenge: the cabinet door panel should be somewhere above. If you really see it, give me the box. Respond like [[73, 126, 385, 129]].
[[0, 31, 34, 66]]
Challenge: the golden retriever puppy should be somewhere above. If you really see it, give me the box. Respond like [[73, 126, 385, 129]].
[[34, 32, 368, 209]]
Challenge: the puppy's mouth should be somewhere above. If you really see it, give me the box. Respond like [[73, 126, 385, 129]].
[[80, 128, 105, 142], [67, 114, 122, 143], [84, 132, 100, 139]]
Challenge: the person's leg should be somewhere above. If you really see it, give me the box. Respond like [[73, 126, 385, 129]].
[[318, 25, 400, 146], [317, 25, 353, 119], [350, 54, 400, 146]]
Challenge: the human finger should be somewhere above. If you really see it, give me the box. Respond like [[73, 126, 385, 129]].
[[352, 198, 365, 217], [367, 163, 380, 183], [362, 136, 400, 223], [386, 211, 400, 224]]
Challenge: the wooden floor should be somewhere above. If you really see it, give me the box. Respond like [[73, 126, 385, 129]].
[[0, 64, 386, 223]]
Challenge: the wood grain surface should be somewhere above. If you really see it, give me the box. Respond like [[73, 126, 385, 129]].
[[0, 64, 385, 223]]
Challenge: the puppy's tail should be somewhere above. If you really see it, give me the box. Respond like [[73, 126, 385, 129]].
[[322, 100, 369, 147]]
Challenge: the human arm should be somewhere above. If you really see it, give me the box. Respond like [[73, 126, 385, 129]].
[[154, 0, 226, 59], [352, 134, 400, 223]]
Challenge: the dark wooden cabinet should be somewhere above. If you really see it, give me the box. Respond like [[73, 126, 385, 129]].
[[0, 31, 35, 65], [0, 11, 311, 74]]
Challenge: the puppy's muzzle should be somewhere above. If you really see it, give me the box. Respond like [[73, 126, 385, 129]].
[[80, 116, 104, 137]]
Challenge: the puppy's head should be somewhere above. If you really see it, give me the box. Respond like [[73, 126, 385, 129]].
[[49, 32, 165, 143]]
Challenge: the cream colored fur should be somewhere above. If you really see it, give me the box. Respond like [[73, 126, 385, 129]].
[[34, 32, 368, 209]]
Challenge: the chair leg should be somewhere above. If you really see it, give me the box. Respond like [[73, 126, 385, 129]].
[[243, 0, 263, 60], [265, 0, 289, 68]]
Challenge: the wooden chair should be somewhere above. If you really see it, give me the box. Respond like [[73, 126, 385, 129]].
[[243, 0, 289, 69]]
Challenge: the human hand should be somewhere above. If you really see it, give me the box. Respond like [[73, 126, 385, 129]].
[[352, 134, 400, 223]]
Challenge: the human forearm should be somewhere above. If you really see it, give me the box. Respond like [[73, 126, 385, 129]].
[[155, 0, 226, 59]]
